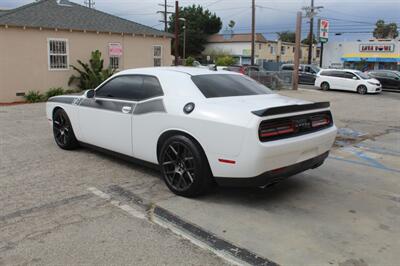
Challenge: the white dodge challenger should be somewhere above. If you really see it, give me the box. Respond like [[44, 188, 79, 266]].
[[46, 67, 337, 197]]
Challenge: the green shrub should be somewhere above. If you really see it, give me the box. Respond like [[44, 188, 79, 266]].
[[215, 55, 236, 66], [185, 56, 195, 66], [68, 50, 115, 91], [64, 88, 79, 94], [44, 87, 65, 100], [24, 91, 44, 103]]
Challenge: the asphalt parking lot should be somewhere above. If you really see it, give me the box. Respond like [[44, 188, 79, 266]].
[[1, 88, 399, 265]]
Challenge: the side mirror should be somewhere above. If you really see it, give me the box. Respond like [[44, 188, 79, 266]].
[[352, 76, 358, 80], [85, 89, 95, 98]]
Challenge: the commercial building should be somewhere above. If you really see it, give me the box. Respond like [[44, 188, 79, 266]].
[[322, 39, 400, 70], [0, 0, 173, 103], [203, 32, 319, 65]]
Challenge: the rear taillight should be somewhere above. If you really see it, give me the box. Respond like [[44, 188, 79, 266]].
[[260, 120, 296, 138], [310, 114, 331, 128], [259, 111, 332, 142]]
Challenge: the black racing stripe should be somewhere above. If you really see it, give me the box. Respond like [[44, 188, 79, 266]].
[[80, 98, 135, 114], [47, 96, 76, 104], [133, 98, 166, 115]]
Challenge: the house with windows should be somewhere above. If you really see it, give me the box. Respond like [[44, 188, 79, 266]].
[[0, 0, 173, 103], [203, 32, 319, 65]]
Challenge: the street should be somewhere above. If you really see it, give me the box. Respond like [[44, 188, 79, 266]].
[[1, 88, 399, 266]]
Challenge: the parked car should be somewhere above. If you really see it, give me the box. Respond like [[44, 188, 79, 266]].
[[315, 69, 382, 94], [280, 64, 320, 85], [225, 65, 260, 75], [366, 70, 400, 91], [46, 67, 337, 197]]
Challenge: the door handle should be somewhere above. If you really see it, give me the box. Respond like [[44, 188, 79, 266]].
[[121, 106, 132, 114]]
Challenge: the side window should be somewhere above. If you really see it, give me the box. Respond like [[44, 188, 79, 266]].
[[332, 71, 345, 78], [96, 75, 163, 101], [282, 65, 293, 71], [96, 76, 143, 100], [344, 72, 357, 79], [142, 76, 164, 99]]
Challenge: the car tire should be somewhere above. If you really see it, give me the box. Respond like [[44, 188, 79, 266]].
[[53, 108, 79, 150], [357, 85, 367, 95], [159, 135, 213, 197], [321, 82, 330, 91]]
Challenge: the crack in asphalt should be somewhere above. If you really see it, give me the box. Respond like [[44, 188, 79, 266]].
[[0, 194, 92, 222]]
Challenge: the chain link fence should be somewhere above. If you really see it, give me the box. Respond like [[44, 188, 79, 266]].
[[247, 70, 293, 90]]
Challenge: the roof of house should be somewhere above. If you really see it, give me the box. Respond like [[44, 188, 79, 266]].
[[208, 33, 268, 43], [0, 0, 172, 37]]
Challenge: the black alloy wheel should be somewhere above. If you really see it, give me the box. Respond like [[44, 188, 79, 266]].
[[321, 82, 330, 91], [357, 85, 367, 95], [53, 109, 79, 150], [159, 135, 213, 197]]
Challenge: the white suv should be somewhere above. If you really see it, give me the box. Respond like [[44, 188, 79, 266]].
[[315, 69, 382, 94]]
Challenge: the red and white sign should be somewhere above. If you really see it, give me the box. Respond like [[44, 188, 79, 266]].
[[359, 44, 395, 53], [319, 19, 329, 43], [109, 43, 122, 56]]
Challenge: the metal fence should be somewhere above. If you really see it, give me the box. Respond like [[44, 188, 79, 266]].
[[247, 70, 293, 90]]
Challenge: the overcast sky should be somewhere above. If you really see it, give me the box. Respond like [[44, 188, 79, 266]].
[[1, 0, 400, 41]]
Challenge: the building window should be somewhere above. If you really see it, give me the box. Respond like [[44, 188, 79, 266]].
[[259, 43, 262, 49], [48, 38, 68, 70], [270, 46, 274, 55], [153, 45, 162, 67], [293, 47, 295, 53], [281, 46, 286, 55], [109, 56, 120, 69]]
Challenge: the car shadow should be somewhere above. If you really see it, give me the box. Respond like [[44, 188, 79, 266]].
[[203, 175, 314, 206]]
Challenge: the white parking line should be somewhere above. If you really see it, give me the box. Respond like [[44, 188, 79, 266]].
[[87, 187, 146, 219]]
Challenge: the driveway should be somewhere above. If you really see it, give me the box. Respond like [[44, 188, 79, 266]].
[[1, 89, 399, 265]]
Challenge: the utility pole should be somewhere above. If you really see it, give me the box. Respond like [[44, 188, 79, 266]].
[[308, 0, 314, 64], [251, 0, 255, 65], [174, 1, 179, 66], [84, 0, 95, 8], [302, 1, 323, 64], [157, 0, 174, 32], [293, 12, 302, 90]]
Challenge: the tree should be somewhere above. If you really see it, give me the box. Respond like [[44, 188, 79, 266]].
[[373, 20, 399, 39], [215, 55, 236, 66], [168, 5, 222, 57], [68, 50, 115, 91], [301, 33, 317, 45], [276, 31, 296, 43]]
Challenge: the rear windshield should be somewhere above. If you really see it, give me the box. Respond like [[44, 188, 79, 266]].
[[191, 74, 273, 98]]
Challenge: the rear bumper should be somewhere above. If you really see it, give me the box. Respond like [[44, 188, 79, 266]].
[[215, 151, 329, 187]]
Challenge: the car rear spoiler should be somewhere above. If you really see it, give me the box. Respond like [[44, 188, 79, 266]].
[[252, 102, 330, 117]]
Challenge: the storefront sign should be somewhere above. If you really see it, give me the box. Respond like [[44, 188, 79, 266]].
[[359, 44, 395, 53], [109, 43, 123, 56], [319, 19, 329, 43]]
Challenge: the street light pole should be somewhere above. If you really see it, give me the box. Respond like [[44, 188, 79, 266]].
[[179, 18, 186, 60]]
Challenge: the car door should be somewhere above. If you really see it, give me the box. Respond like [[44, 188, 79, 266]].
[[328, 71, 345, 90], [342, 72, 360, 91], [385, 72, 400, 89], [371, 72, 389, 88], [303, 66, 317, 84], [77, 75, 143, 156]]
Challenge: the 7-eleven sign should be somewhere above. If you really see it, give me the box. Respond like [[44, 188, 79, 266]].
[[319, 19, 329, 43]]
